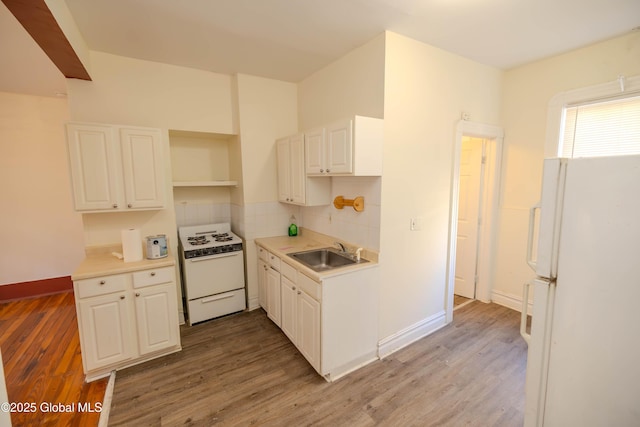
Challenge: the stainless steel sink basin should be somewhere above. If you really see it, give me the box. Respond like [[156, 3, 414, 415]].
[[288, 248, 368, 272]]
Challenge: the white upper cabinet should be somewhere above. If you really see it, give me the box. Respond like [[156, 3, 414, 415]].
[[67, 123, 165, 212], [277, 133, 330, 206], [305, 116, 383, 177], [120, 128, 165, 210]]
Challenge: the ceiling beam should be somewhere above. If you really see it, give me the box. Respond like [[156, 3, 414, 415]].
[[2, 0, 91, 80]]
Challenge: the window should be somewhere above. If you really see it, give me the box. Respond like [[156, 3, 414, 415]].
[[559, 94, 640, 158]]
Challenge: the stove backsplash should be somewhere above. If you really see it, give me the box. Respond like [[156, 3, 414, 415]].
[[174, 202, 232, 229]]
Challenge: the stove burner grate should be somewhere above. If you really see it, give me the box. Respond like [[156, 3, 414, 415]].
[[188, 236, 210, 245], [212, 233, 233, 242]]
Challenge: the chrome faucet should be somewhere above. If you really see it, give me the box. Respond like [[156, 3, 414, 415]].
[[334, 241, 347, 253]]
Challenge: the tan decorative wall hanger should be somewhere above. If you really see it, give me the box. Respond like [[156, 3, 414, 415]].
[[333, 196, 364, 212]]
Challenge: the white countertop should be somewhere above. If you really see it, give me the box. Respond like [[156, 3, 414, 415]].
[[72, 245, 176, 280]]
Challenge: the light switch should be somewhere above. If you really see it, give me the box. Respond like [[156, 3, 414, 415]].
[[410, 217, 423, 231]]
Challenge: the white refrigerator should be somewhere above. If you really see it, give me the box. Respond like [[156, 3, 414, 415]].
[[521, 154, 640, 427]]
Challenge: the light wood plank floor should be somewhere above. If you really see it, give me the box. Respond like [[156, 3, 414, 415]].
[[0, 291, 107, 427], [109, 301, 527, 426]]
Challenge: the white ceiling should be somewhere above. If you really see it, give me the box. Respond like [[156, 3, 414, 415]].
[[2, 0, 640, 97]]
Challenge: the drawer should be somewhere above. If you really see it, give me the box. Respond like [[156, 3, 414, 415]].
[[75, 274, 127, 299], [187, 289, 246, 325], [132, 266, 174, 289], [268, 252, 281, 271], [298, 273, 321, 301], [257, 245, 268, 262], [281, 261, 297, 282]]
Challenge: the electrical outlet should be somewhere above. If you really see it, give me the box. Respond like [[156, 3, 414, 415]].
[[410, 217, 423, 231]]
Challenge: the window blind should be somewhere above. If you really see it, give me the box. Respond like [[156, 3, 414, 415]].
[[560, 94, 640, 158]]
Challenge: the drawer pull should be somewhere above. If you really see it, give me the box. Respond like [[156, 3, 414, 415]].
[[150, 272, 156, 277], [99, 280, 106, 285], [297, 291, 301, 295], [135, 292, 140, 297], [120, 295, 125, 300]]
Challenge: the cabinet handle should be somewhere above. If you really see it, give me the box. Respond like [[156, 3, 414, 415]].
[[150, 272, 156, 276], [326, 169, 330, 173], [297, 291, 301, 295], [292, 286, 296, 290], [99, 280, 106, 285], [135, 292, 140, 297], [320, 169, 324, 173], [112, 204, 118, 209], [263, 265, 268, 270], [128, 203, 133, 208], [120, 295, 125, 300]]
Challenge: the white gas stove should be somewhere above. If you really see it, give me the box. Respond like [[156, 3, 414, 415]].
[[178, 223, 243, 259], [178, 223, 246, 325]]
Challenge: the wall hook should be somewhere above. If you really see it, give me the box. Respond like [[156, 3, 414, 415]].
[[334, 196, 364, 212]]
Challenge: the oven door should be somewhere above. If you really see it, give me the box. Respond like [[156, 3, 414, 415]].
[[183, 250, 245, 300]]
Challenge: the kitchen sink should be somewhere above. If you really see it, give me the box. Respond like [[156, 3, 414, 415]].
[[288, 248, 368, 272]]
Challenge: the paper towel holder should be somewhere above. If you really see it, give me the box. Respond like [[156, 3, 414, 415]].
[[333, 195, 364, 212]]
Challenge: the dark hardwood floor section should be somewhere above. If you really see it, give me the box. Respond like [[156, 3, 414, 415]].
[[109, 301, 527, 426], [0, 291, 107, 427]]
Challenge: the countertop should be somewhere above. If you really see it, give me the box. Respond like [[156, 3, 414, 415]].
[[72, 245, 176, 281], [255, 229, 378, 281]]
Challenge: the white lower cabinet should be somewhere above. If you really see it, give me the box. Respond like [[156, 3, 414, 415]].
[[74, 265, 181, 381], [134, 283, 179, 355], [256, 243, 378, 380], [77, 290, 134, 370], [295, 285, 321, 372], [265, 260, 281, 327]]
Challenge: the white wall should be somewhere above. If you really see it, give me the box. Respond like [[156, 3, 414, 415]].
[[492, 32, 640, 309], [0, 92, 85, 285], [380, 32, 502, 344], [66, 51, 236, 133], [298, 33, 385, 130], [233, 74, 299, 310]]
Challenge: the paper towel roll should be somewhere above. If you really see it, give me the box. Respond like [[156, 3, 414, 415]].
[[121, 228, 143, 262]]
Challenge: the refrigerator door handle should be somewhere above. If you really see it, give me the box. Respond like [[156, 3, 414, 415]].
[[520, 281, 531, 345], [526, 203, 540, 271]]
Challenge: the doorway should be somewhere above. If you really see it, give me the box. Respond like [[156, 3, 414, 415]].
[[454, 137, 485, 306], [446, 121, 504, 323]]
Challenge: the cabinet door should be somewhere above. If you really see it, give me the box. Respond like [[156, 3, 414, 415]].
[[66, 123, 121, 211], [266, 267, 281, 327], [305, 128, 325, 175], [297, 290, 321, 372], [134, 283, 179, 355], [280, 276, 297, 342], [276, 137, 291, 202], [289, 134, 306, 204], [120, 127, 165, 209], [326, 119, 353, 174], [258, 259, 268, 309], [78, 292, 134, 371]]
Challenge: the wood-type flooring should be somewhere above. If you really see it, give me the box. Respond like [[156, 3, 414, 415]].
[[109, 301, 527, 426], [0, 291, 108, 427]]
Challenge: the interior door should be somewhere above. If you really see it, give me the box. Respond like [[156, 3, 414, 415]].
[[454, 137, 484, 299]]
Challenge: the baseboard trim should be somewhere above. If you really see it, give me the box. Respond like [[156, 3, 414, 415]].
[[0, 276, 73, 302], [378, 310, 447, 359], [98, 371, 116, 427], [491, 289, 532, 315]]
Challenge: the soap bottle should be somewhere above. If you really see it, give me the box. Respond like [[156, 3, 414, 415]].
[[288, 214, 298, 237]]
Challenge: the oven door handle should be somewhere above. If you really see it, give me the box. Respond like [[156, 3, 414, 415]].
[[188, 252, 242, 262], [201, 293, 236, 304]]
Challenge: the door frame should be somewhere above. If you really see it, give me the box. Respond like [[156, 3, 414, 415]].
[[445, 121, 504, 323]]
